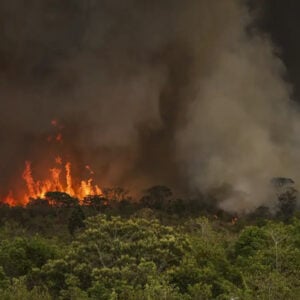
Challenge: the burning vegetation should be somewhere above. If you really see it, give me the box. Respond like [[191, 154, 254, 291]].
[[2, 120, 103, 206], [4, 158, 102, 206], [1, 118, 298, 221]]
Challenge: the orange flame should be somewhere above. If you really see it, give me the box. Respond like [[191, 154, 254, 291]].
[[23, 161, 37, 199], [1, 120, 103, 206], [55, 156, 62, 164], [3, 191, 17, 206], [6, 157, 104, 206], [65, 162, 75, 196]]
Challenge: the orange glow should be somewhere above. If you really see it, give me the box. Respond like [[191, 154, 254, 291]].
[[65, 162, 75, 196], [5, 157, 103, 206], [51, 119, 58, 127], [56, 133, 63, 142], [1, 119, 104, 206], [3, 191, 17, 206], [79, 179, 102, 199], [23, 161, 37, 199], [55, 156, 62, 164]]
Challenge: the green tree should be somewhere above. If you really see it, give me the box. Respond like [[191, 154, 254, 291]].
[[173, 218, 242, 299], [34, 215, 189, 298], [0, 278, 51, 300], [233, 221, 300, 299], [0, 236, 58, 278], [234, 226, 269, 258]]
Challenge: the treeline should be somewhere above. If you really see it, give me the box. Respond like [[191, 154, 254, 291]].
[[0, 215, 299, 299], [0, 182, 298, 237]]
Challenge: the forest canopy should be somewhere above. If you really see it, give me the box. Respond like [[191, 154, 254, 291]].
[[0, 185, 299, 299]]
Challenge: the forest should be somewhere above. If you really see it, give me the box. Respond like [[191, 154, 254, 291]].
[[0, 183, 299, 300]]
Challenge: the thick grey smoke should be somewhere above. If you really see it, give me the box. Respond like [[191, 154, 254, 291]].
[[176, 2, 300, 212], [0, 0, 299, 211]]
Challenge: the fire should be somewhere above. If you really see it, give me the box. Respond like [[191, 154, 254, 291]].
[[55, 156, 63, 164], [4, 158, 103, 206], [65, 162, 75, 196], [2, 119, 103, 206], [3, 191, 15, 206]]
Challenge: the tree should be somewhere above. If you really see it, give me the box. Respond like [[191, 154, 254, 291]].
[[176, 218, 242, 299], [248, 206, 272, 223], [234, 226, 268, 258], [0, 236, 58, 278], [26, 198, 50, 208], [68, 206, 85, 236], [35, 215, 189, 298], [0, 278, 51, 300], [277, 187, 297, 221], [102, 187, 131, 203], [233, 222, 300, 299], [272, 177, 298, 220], [45, 192, 79, 208], [82, 195, 108, 212], [140, 186, 173, 210]]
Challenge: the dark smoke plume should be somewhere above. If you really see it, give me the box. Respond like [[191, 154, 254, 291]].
[[0, 0, 299, 212]]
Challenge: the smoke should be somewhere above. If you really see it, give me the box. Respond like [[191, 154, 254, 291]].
[[176, 3, 300, 212], [0, 0, 299, 212]]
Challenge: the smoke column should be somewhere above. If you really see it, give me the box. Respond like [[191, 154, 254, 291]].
[[0, 0, 299, 211]]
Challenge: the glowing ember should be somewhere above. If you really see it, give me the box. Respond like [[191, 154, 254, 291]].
[[51, 119, 58, 127], [3, 158, 103, 206], [85, 165, 94, 175], [55, 133, 63, 143]]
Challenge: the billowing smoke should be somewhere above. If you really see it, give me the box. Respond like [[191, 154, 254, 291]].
[[0, 0, 299, 212]]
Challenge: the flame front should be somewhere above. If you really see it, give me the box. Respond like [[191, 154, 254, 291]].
[[4, 158, 103, 206]]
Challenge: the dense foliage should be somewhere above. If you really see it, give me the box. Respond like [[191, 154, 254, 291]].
[[0, 186, 299, 299]]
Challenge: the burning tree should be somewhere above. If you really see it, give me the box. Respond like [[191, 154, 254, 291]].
[[3, 157, 103, 207]]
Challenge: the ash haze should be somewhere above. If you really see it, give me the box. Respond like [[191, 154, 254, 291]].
[[0, 0, 299, 212]]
